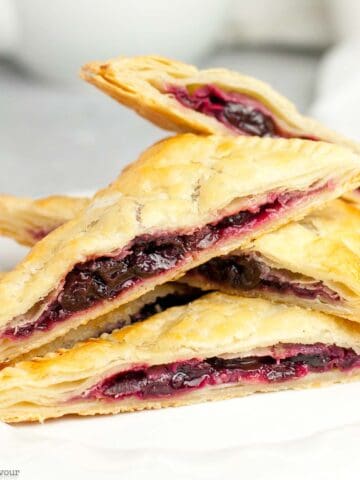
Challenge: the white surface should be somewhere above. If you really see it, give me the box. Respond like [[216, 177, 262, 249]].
[[1, 237, 360, 479]]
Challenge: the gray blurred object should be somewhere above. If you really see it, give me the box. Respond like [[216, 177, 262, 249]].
[[225, 0, 332, 48], [12, 0, 228, 83], [309, 0, 360, 140]]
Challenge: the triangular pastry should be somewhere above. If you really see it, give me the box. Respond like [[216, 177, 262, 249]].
[[2, 293, 360, 423], [0, 134, 358, 363], [81, 55, 360, 152]]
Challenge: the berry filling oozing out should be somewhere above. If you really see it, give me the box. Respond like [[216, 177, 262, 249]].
[[2, 184, 329, 340], [167, 84, 316, 139], [192, 254, 341, 304], [85, 343, 360, 401]]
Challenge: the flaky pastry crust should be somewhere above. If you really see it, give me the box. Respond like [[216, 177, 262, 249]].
[[1, 293, 360, 422], [11, 283, 195, 364], [0, 134, 359, 363], [183, 199, 360, 321], [81, 55, 360, 153], [0, 194, 88, 246]]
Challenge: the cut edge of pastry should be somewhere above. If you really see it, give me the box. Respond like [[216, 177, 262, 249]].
[[2, 292, 360, 423], [9, 282, 202, 365], [0, 135, 359, 364], [182, 199, 360, 322], [80, 55, 360, 155], [3, 370, 360, 423]]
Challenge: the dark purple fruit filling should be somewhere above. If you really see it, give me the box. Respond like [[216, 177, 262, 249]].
[[167, 84, 316, 139], [3, 184, 328, 340], [86, 343, 360, 401], [193, 253, 341, 303]]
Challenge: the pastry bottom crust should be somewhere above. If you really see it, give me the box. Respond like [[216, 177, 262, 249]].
[[3, 369, 359, 423], [182, 275, 357, 322], [7, 283, 200, 365]]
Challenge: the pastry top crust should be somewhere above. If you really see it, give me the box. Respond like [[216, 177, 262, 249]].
[[0, 134, 358, 325], [0, 194, 89, 246], [1, 293, 360, 392], [244, 199, 360, 299], [81, 55, 360, 153]]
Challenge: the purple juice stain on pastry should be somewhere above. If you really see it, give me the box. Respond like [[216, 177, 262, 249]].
[[167, 84, 317, 139], [1, 183, 331, 340], [84, 343, 360, 401], [28, 226, 60, 242]]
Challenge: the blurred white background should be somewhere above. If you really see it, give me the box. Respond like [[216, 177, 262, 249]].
[[0, 0, 359, 196]]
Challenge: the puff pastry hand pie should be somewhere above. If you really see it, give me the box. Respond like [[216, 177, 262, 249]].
[[2, 292, 360, 423], [184, 199, 360, 322], [0, 134, 358, 364], [81, 55, 360, 152], [0, 194, 88, 246]]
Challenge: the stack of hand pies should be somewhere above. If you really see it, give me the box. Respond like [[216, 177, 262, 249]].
[[1, 56, 360, 423]]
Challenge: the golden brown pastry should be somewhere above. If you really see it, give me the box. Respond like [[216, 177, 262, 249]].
[[2, 292, 360, 423], [81, 55, 360, 152], [0, 194, 88, 246], [183, 199, 360, 322], [0, 134, 358, 364]]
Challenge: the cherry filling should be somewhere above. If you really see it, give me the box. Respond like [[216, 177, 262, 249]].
[[167, 84, 316, 139], [86, 343, 360, 401], [2, 185, 329, 340], [193, 254, 341, 303]]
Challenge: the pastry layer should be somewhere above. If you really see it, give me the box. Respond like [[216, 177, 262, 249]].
[[81, 55, 360, 153], [1, 135, 357, 363], [12, 283, 202, 364], [0, 182, 330, 341], [1, 293, 360, 422], [184, 199, 360, 321], [0, 194, 88, 246]]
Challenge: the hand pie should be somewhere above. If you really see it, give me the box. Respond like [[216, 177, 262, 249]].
[[0, 194, 88, 246], [184, 199, 360, 322], [0, 134, 358, 364], [2, 292, 360, 423], [81, 55, 360, 153]]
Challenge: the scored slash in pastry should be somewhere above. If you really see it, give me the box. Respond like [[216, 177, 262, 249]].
[[0, 194, 88, 246], [81, 55, 360, 152], [183, 199, 360, 322], [2, 292, 360, 423], [0, 134, 359, 364]]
